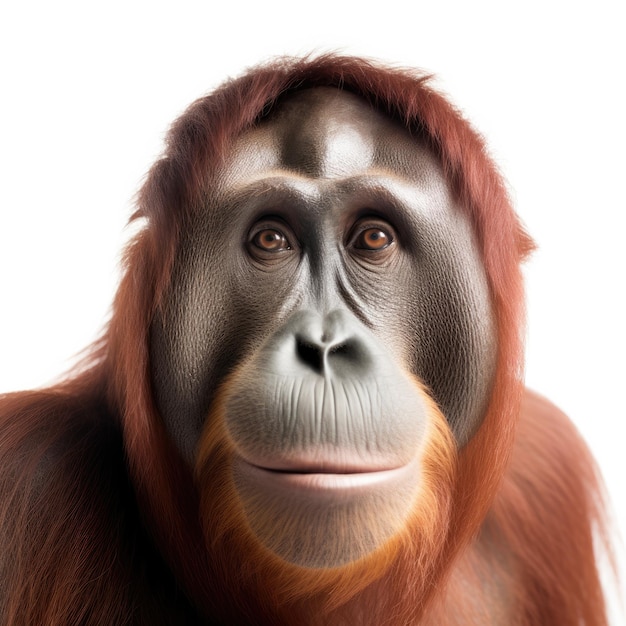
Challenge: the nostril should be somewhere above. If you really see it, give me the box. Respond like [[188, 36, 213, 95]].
[[295, 338, 323, 373], [328, 342, 351, 358]]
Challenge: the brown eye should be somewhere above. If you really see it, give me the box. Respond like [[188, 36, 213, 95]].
[[253, 229, 291, 252], [354, 227, 392, 250]]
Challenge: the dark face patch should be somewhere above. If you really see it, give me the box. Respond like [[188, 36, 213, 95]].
[[150, 87, 496, 463]]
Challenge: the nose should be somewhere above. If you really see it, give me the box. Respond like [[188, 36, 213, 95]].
[[288, 310, 373, 377]]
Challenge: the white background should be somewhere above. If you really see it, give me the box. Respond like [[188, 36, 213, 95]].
[[1, 0, 624, 619]]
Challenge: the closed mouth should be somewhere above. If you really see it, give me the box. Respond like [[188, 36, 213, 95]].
[[235, 456, 414, 493]]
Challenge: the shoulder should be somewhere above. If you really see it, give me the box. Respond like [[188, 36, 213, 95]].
[[0, 383, 203, 624], [483, 388, 609, 625], [0, 384, 125, 494], [513, 389, 599, 488], [0, 384, 134, 622]]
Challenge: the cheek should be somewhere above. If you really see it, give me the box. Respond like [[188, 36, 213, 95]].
[[149, 247, 245, 461], [150, 245, 307, 462], [400, 220, 496, 444]]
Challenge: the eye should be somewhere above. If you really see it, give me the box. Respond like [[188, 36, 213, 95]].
[[349, 218, 396, 254], [247, 219, 298, 265], [253, 228, 291, 252], [354, 227, 392, 250]]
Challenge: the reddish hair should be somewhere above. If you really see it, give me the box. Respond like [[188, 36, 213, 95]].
[[1, 55, 610, 624], [106, 54, 533, 620]]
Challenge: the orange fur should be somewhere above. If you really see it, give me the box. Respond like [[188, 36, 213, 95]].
[[110, 58, 532, 616], [422, 390, 611, 626], [0, 55, 611, 624]]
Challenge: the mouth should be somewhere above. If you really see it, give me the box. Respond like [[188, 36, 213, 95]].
[[234, 456, 415, 494]]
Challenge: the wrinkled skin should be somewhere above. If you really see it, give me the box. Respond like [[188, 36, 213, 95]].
[[151, 87, 496, 566]]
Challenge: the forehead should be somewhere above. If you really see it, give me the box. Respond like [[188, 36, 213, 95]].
[[218, 87, 446, 188]]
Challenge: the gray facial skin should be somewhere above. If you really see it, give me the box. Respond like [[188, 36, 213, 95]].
[[151, 87, 496, 467]]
